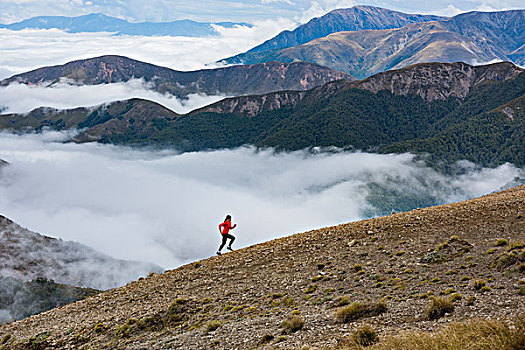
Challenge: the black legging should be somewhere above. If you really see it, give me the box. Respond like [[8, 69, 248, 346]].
[[219, 234, 235, 250]]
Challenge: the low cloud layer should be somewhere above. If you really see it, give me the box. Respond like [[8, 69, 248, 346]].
[[0, 79, 226, 115], [0, 18, 295, 80], [0, 132, 522, 270]]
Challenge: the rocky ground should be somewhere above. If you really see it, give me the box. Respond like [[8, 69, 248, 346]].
[[1, 185, 524, 349]]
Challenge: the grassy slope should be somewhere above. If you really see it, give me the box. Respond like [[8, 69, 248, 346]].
[[0, 185, 524, 349]]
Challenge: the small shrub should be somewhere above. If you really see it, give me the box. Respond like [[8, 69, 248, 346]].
[[487, 248, 497, 254], [448, 293, 462, 302], [353, 264, 363, 272], [193, 262, 201, 268], [281, 315, 304, 334], [460, 276, 471, 282], [1, 334, 11, 344], [116, 318, 137, 338], [480, 286, 492, 293], [425, 297, 454, 320], [492, 251, 520, 269], [281, 296, 296, 307], [352, 325, 379, 347], [466, 296, 476, 305], [472, 279, 486, 291], [495, 239, 508, 247], [419, 292, 433, 299], [519, 285, 525, 296], [93, 322, 106, 334], [276, 336, 287, 343], [304, 284, 317, 294], [316, 263, 326, 270], [258, 334, 274, 345], [335, 300, 387, 323], [336, 296, 350, 307], [431, 277, 441, 283], [520, 263, 525, 273], [206, 320, 222, 334], [395, 251, 405, 256]]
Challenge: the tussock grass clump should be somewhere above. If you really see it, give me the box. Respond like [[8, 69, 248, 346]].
[[373, 317, 525, 350], [425, 297, 454, 320], [1, 334, 12, 344], [335, 300, 387, 323], [472, 279, 486, 291], [339, 325, 379, 348], [281, 315, 304, 334], [495, 239, 508, 246], [352, 325, 379, 347], [304, 284, 317, 294], [258, 334, 274, 345], [206, 320, 222, 334], [448, 293, 462, 302]]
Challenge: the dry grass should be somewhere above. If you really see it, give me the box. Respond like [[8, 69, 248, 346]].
[[281, 315, 304, 334], [335, 300, 387, 323], [371, 316, 525, 350], [424, 297, 454, 320]]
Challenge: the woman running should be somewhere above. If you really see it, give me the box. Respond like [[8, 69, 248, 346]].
[[217, 215, 236, 255]]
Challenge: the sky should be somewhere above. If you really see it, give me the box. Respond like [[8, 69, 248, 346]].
[[0, 131, 522, 270], [0, 0, 523, 24]]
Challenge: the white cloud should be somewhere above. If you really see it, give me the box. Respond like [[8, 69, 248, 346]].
[[0, 132, 522, 269], [0, 79, 226, 114], [0, 19, 294, 80], [299, 0, 357, 22]]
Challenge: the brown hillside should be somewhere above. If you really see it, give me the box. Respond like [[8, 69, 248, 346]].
[[1, 186, 524, 349]]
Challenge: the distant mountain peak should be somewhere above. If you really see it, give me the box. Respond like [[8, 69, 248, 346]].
[[0, 13, 252, 37], [221, 9, 524, 79]]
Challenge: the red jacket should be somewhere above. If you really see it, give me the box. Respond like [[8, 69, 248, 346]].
[[219, 221, 235, 234]]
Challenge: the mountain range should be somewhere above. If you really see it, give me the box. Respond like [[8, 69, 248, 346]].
[[0, 13, 251, 37], [1, 61, 523, 170], [0, 55, 353, 99], [222, 7, 525, 79], [235, 6, 445, 56], [0, 184, 523, 348]]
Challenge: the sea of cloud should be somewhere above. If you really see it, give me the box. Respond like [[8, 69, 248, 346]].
[[0, 79, 226, 114], [0, 18, 295, 80], [0, 19, 295, 114], [0, 131, 522, 270]]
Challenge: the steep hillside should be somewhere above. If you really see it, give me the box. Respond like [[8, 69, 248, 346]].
[[224, 6, 445, 61], [0, 13, 250, 37], [0, 55, 353, 98], [0, 185, 523, 349], [222, 10, 524, 79], [0, 215, 162, 290]]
